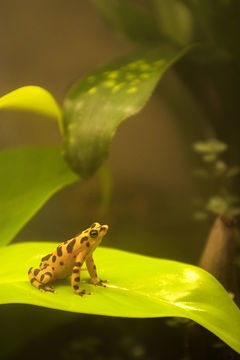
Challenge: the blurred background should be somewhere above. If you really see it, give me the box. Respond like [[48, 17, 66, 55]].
[[0, 0, 202, 262], [1, 0, 237, 359]]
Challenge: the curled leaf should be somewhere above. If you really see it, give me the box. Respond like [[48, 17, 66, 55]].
[[0, 243, 240, 354], [0, 86, 62, 131]]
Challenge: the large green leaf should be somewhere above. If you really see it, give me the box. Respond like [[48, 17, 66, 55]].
[[62, 46, 189, 178], [1, 242, 240, 353], [0, 147, 79, 246]]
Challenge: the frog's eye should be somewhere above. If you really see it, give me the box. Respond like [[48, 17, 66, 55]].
[[90, 229, 98, 238]]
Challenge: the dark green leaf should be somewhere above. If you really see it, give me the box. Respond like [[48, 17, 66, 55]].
[[152, 0, 193, 46], [182, 0, 240, 56], [63, 46, 189, 178], [91, 0, 160, 42]]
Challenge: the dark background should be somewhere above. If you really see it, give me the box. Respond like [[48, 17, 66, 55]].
[[0, 0, 202, 260]]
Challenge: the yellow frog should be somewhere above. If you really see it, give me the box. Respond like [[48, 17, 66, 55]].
[[28, 222, 108, 296]]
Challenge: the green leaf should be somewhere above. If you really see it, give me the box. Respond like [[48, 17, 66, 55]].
[[63, 46, 189, 178], [0, 86, 62, 131], [1, 242, 240, 354], [206, 196, 229, 215], [0, 147, 79, 246], [182, 0, 240, 56], [91, 0, 160, 43], [193, 139, 228, 155], [152, 0, 193, 46]]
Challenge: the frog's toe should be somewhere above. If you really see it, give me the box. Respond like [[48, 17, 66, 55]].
[[77, 289, 93, 297], [89, 278, 108, 287], [46, 288, 56, 293], [98, 279, 108, 287], [38, 284, 55, 293], [38, 285, 46, 293]]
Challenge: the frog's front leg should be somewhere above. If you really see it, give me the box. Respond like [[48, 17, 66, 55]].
[[28, 265, 55, 293], [71, 254, 92, 296], [86, 255, 107, 287]]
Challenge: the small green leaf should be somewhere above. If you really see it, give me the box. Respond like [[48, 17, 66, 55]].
[[0, 242, 240, 353], [63, 46, 189, 178], [0, 147, 79, 246], [0, 86, 62, 130], [202, 153, 218, 162], [193, 139, 228, 155], [206, 196, 228, 214]]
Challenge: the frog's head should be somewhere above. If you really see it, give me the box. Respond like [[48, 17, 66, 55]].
[[88, 222, 109, 244]]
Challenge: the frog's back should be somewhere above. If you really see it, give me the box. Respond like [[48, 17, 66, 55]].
[[40, 236, 80, 279]]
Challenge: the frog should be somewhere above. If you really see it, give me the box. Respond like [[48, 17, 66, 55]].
[[28, 222, 109, 296]]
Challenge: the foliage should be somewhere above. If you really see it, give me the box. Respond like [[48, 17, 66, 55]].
[[62, 46, 188, 177], [193, 139, 240, 220], [1, 242, 240, 353], [0, 0, 240, 355], [0, 147, 79, 247], [0, 86, 62, 129]]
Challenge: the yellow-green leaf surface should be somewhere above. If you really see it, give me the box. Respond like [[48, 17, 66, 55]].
[[0, 147, 79, 246], [0, 86, 62, 124], [62, 46, 189, 178], [1, 242, 240, 353]]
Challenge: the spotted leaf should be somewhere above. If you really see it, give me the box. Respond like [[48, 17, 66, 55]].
[[62, 46, 189, 178]]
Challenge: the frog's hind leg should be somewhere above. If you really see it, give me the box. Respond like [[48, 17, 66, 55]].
[[28, 266, 55, 293]]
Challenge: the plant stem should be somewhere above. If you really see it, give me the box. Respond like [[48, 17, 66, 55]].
[[199, 214, 240, 306]]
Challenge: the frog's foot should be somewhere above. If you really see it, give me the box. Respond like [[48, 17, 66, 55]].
[[74, 289, 93, 297], [29, 276, 56, 293], [28, 267, 56, 293], [38, 284, 56, 293], [89, 278, 108, 287]]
